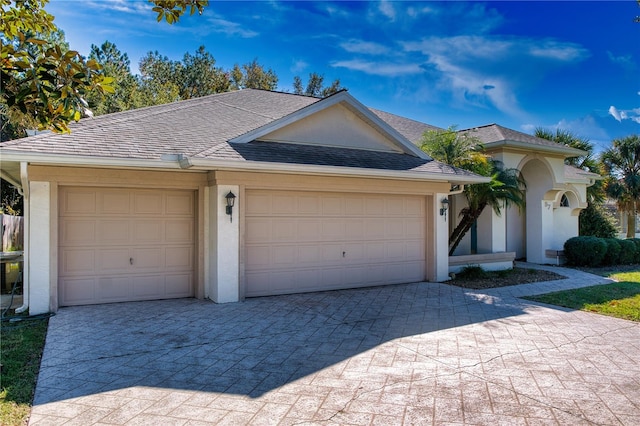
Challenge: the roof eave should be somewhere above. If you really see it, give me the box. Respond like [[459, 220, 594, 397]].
[[1, 151, 488, 185], [483, 140, 587, 158]]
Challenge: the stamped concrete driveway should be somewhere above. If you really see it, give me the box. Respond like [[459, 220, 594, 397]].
[[30, 265, 640, 425]]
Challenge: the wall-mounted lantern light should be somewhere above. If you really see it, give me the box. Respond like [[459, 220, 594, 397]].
[[225, 191, 236, 222], [440, 198, 449, 220]]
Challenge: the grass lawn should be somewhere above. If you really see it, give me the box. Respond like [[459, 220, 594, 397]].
[[525, 270, 640, 322], [1, 317, 49, 426]]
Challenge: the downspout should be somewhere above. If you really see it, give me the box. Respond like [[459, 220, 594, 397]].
[[449, 185, 465, 195], [15, 162, 29, 314], [0, 170, 24, 195]]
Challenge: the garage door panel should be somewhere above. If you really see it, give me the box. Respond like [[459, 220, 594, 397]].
[[61, 190, 97, 215], [132, 221, 163, 243], [245, 190, 427, 298], [98, 249, 130, 273], [165, 246, 193, 269], [246, 246, 271, 267], [61, 219, 96, 245], [61, 250, 95, 275], [132, 248, 163, 270], [166, 220, 193, 242], [297, 220, 321, 242], [166, 193, 194, 215], [99, 192, 130, 214], [60, 278, 96, 305], [59, 187, 195, 306], [98, 276, 132, 302], [165, 274, 193, 297], [99, 220, 130, 244], [134, 192, 163, 215]]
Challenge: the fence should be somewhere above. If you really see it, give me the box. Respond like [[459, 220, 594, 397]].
[[1, 214, 24, 252]]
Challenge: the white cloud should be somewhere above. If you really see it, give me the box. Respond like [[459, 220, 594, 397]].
[[339, 39, 390, 55], [290, 59, 308, 73], [330, 59, 422, 76], [607, 51, 635, 69], [609, 106, 623, 122], [378, 0, 396, 21], [206, 16, 259, 38], [398, 35, 589, 118]]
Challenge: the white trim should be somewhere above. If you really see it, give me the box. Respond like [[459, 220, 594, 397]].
[[484, 140, 586, 157], [0, 151, 490, 185], [229, 91, 430, 159]]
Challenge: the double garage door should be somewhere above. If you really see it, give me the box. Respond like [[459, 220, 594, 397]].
[[59, 187, 195, 306], [245, 190, 427, 297]]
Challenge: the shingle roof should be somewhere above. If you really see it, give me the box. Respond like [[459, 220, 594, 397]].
[[564, 164, 601, 181], [0, 89, 478, 179], [369, 109, 441, 143], [0, 90, 321, 159], [460, 124, 586, 156], [210, 141, 476, 176]]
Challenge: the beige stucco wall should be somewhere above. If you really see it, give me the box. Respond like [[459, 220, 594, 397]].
[[24, 165, 452, 312], [260, 103, 402, 153]]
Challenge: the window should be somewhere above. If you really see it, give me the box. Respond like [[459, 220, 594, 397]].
[[560, 194, 570, 207]]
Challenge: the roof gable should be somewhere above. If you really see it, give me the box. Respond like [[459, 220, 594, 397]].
[[461, 124, 586, 158], [230, 91, 429, 159]]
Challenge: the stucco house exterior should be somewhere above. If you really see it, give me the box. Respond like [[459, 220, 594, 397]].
[[0, 89, 597, 315], [449, 124, 599, 267]]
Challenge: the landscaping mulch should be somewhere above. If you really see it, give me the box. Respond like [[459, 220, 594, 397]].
[[448, 267, 566, 290]]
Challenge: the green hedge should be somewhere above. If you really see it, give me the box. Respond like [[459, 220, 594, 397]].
[[564, 236, 639, 267]]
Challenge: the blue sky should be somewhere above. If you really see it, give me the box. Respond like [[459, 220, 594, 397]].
[[46, 1, 640, 150]]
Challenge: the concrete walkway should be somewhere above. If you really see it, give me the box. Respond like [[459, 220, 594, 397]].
[[29, 264, 640, 425]]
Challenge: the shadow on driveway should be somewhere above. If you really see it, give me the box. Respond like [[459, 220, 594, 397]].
[[36, 282, 526, 404]]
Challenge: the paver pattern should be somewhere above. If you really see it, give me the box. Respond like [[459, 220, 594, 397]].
[[30, 264, 640, 425]]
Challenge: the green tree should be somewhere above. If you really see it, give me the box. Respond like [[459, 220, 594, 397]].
[[1, 0, 113, 134], [0, 0, 208, 135], [601, 135, 640, 238], [86, 41, 139, 115], [420, 127, 526, 255], [230, 59, 278, 90], [136, 51, 182, 107], [534, 128, 604, 203], [293, 73, 344, 97], [179, 46, 230, 98]]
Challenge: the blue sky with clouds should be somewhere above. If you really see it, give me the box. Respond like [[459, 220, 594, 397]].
[[46, 1, 640, 150]]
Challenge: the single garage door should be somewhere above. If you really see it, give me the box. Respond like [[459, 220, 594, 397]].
[[245, 190, 426, 297], [59, 187, 195, 306]]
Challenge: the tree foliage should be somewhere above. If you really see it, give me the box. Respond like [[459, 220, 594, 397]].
[[420, 127, 526, 255], [1, 0, 114, 135], [293, 73, 344, 97], [534, 128, 604, 203], [601, 134, 640, 238], [578, 203, 618, 239], [231, 59, 278, 90]]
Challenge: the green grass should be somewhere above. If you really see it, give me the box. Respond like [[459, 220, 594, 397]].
[[525, 270, 640, 322], [1, 317, 49, 426]]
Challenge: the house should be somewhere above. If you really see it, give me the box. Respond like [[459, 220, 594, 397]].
[[0, 89, 596, 315], [0, 89, 488, 314], [449, 124, 599, 267]]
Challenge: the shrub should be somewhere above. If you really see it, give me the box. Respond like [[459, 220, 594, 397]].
[[458, 265, 486, 280], [579, 203, 618, 239], [627, 238, 640, 263], [564, 236, 607, 266], [602, 238, 621, 265], [618, 239, 637, 264]]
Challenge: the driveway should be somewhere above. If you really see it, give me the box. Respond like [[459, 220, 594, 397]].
[[30, 265, 640, 425]]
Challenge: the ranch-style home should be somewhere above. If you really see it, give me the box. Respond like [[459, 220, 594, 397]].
[[0, 89, 596, 315]]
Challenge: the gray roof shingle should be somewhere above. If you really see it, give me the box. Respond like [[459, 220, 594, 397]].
[[0, 89, 477, 179], [460, 124, 585, 156]]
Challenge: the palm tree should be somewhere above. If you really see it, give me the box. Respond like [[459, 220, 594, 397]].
[[420, 128, 526, 255], [601, 135, 640, 238], [534, 128, 604, 203]]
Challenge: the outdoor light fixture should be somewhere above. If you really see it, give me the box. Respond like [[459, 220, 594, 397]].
[[225, 191, 236, 222], [440, 198, 449, 220]]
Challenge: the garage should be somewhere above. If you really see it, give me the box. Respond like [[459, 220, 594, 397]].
[[245, 190, 426, 297], [58, 187, 195, 306]]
